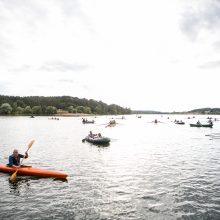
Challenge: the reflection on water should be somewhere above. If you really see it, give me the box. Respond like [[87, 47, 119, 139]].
[[0, 115, 220, 219], [85, 142, 111, 148], [9, 178, 30, 196]]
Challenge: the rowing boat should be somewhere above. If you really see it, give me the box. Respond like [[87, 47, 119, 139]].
[[84, 136, 110, 145], [175, 121, 185, 125], [190, 123, 213, 128], [82, 120, 95, 124]]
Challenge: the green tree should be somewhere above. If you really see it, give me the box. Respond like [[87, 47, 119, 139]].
[[84, 106, 91, 114], [12, 102, 17, 114], [32, 106, 42, 114], [95, 104, 102, 114], [17, 100, 25, 108], [76, 106, 84, 113], [45, 106, 57, 114], [68, 106, 77, 113], [0, 95, 131, 115], [16, 107, 24, 114], [0, 103, 13, 114], [67, 106, 74, 113], [23, 106, 33, 114], [108, 105, 118, 115], [42, 105, 47, 114]]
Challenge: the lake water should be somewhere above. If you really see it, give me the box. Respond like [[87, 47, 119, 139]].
[[0, 115, 220, 220]]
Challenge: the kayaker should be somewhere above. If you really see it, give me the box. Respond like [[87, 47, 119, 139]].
[[8, 149, 28, 167]]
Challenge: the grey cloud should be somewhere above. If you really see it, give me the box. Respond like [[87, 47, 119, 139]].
[[10, 65, 32, 73], [213, 40, 220, 50], [0, 0, 48, 62], [0, 0, 84, 51], [59, 0, 81, 17], [180, 1, 220, 40], [0, 0, 48, 32], [40, 61, 89, 72], [198, 60, 220, 69], [7, 62, 88, 75], [0, 81, 13, 94], [57, 79, 75, 83]]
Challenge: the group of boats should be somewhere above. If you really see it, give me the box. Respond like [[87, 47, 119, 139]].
[[0, 115, 217, 182], [173, 119, 213, 128]]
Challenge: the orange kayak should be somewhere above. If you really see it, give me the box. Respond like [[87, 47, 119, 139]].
[[0, 164, 68, 179]]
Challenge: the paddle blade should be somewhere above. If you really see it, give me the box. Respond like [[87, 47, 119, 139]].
[[27, 140, 35, 151], [9, 170, 18, 182]]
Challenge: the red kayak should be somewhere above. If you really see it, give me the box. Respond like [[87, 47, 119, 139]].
[[0, 164, 68, 179]]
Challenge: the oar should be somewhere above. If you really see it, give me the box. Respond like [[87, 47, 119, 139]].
[[9, 140, 35, 182]]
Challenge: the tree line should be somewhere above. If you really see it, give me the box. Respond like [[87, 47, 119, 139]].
[[0, 95, 131, 115]]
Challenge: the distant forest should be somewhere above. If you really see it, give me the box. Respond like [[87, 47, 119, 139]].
[[132, 108, 220, 115], [0, 95, 131, 115]]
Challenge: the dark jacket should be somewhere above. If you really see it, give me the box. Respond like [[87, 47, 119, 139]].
[[8, 154, 25, 166]]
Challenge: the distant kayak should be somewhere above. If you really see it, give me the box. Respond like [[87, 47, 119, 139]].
[[190, 123, 213, 128], [0, 164, 68, 179], [84, 136, 110, 145]]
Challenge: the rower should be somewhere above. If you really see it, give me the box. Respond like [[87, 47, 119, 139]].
[[8, 149, 28, 168]]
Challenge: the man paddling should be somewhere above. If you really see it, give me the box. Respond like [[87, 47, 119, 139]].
[[8, 149, 28, 167]]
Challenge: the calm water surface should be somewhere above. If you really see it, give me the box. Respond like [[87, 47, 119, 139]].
[[0, 115, 220, 220]]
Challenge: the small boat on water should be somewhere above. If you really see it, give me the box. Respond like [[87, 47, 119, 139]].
[[190, 123, 213, 128], [82, 118, 95, 124], [174, 120, 185, 125], [0, 164, 68, 179], [109, 120, 116, 125], [175, 121, 185, 125], [82, 120, 95, 124], [84, 136, 110, 145], [49, 117, 60, 120], [105, 120, 117, 127]]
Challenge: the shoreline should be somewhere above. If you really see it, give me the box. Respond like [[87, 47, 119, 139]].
[[0, 113, 95, 117]]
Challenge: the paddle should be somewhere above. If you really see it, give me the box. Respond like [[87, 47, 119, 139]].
[[9, 140, 35, 182]]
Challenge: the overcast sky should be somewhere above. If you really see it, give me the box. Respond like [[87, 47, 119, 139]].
[[0, 0, 220, 111]]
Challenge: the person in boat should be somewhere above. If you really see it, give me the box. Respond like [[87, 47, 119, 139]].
[[197, 120, 201, 125], [110, 120, 116, 124], [8, 149, 28, 167], [208, 119, 213, 125], [89, 131, 98, 139], [98, 133, 102, 137], [82, 118, 86, 123]]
